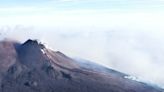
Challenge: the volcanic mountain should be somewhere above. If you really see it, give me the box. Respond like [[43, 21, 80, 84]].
[[0, 39, 163, 92]]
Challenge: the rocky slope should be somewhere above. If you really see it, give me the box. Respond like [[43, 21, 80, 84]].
[[0, 39, 163, 92]]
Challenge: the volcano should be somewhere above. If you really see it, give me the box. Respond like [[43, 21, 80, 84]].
[[0, 39, 163, 92]]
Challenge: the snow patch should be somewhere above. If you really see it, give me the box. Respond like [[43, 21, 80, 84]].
[[41, 48, 46, 54], [124, 75, 140, 82]]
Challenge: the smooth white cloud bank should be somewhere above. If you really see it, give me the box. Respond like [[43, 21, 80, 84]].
[[0, 10, 164, 32]]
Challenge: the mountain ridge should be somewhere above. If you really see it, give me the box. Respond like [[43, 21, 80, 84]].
[[0, 39, 163, 92]]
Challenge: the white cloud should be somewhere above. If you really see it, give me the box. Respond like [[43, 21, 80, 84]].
[[1, 10, 164, 32]]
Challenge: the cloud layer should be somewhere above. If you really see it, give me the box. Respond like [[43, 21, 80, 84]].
[[1, 29, 164, 88]]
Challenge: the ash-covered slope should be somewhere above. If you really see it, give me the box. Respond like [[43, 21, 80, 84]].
[[0, 39, 163, 92]]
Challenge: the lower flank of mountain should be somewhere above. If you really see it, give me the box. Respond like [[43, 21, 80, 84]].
[[0, 39, 163, 92]]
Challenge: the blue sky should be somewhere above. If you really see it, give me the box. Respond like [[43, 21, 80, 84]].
[[1, 0, 164, 11], [0, 0, 163, 22]]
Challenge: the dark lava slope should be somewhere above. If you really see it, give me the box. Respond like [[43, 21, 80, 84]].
[[0, 39, 163, 92]]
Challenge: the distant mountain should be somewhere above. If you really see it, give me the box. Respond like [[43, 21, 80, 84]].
[[0, 39, 163, 92]]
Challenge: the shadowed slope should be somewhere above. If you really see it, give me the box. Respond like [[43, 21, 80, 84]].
[[0, 39, 163, 92]]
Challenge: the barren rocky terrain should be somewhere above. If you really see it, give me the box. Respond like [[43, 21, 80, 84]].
[[0, 39, 163, 92]]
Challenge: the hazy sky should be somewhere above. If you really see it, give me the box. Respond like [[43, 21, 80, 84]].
[[0, 0, 164, 29], [0, 0, 164, 88]]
